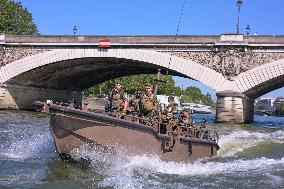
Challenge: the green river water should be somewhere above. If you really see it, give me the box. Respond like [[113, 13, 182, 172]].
[[0, 110, 283, 189]]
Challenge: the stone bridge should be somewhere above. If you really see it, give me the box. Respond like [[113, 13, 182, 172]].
[[0, 34, 284, 123]]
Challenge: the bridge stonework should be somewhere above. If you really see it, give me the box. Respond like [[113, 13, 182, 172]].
[[0, 34, 284, 123], [170, 48, 284, 81]]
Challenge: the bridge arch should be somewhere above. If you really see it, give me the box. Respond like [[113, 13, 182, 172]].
[[234, 58, 284, 99], [0, 49, 225, 91]]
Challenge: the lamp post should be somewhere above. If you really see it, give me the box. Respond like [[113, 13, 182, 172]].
[[246, 24, 250, 35], [236, 0, 243, 34], [73, 25, 77, 35]]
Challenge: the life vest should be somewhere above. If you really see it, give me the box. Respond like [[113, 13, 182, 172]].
[[141, 94, 156, 112], [111, 90, 124, 109], [167, 102, 178, 113], [181, 116, 193, 126]]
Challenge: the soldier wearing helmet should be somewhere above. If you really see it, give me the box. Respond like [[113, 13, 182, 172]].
[[180, 109, 193, 127], [129, 90, 142, 114], [140, 84, 158, 117], [166, 96, 178, 116], [110, 82, 128, 112]]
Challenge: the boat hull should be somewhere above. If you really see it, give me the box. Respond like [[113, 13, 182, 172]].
[[49, 105, 219, 162]]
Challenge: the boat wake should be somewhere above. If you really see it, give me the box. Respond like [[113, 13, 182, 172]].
[[218, 130, 284, 157], [69, 129, 284, 188], [1, 120, 283, 188]]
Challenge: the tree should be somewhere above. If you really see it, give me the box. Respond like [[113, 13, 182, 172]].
[[84, 74, 176, 97], [256, 105, 265, 111], [0, 0, 38, 35], [275, 102, 284, 116], [157, 75, 175, 95], [179, 87, 214, 106], [173, 86, 182, 96], [203, 93, 214, 106], [180, 86, 203, 103], [84, 75, 216, 107]]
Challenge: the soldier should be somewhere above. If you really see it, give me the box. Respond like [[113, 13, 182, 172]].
[[110, 83, 128, 112], [179, 109, 194, 127], [166, 96, 178, 116], [140, 84, 158, 117], [129, 90, 142, 114]]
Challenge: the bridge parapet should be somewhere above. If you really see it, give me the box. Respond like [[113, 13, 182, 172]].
[[1, 34, 284, 45]]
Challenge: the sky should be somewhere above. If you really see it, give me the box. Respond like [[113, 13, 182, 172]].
[[19, 0, 284, 99]]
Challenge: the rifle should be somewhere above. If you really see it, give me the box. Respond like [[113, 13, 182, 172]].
[[154, 69, 167, 120]]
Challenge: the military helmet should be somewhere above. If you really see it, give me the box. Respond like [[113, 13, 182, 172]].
[[183, 108, 189, 112], [182, 110, 189, 117], [168, 96, 175, 101], [115, 82, 121, 85], [145, 84, 153, 89]]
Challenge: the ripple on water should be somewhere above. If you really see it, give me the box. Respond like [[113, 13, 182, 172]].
[[69, 141, 284, 189], [217, 129, 284, 157], [0, 111, 283, 189], [0, 133, 56, 160]]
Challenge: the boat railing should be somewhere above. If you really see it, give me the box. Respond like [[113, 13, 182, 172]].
[[107, 112, 161, 132], [106, 111, 218, 142]]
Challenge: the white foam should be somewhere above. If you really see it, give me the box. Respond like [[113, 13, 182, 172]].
[[71, 144, 284, 189], [217, 130, 284, 157], [118, 156, 284, 176], [71, 145, 146, 189]]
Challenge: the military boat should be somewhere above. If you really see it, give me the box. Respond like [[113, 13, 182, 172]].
[[35, 101, 219, 162]]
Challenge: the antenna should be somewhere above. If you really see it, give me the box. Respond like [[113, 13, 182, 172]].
[[155, 1, 187, 95], [167, 0, 187, 74]]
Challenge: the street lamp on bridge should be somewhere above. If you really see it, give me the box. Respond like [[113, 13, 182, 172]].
[[246, 24, 251, 35], [236, 0, 243, 34], [73, 25, 77, 35]]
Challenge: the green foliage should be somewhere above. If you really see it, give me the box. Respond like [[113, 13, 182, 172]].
[[203, 93, 214, 106], [275, 102, 284, 116], [0, 0, 38, 34], [172, 86, 183, 96], [277, 102, 284, 112], [84, 74, 175, 96], [180, 87, 214, 106], [256, 105, 265, 111], [180, 87, 202, 103], [158, 75, 175, 95], [85, 75, 214, 107]]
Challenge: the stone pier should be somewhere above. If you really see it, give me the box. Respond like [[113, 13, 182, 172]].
[[0, 84, 82, 110], [216, 91, 254, 124]]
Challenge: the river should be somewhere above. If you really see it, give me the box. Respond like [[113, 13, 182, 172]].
[[0, 110, 283, 189]]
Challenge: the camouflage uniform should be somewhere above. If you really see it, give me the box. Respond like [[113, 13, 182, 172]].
[[167, 102, 178, 115], [178, 110, 195, 137], [164, 97, 179, 128], [110, 89, 126, 112], [180, 114, 193, 127], [129, 91, 142, 113], [166, 96, 178, 115], [178, 109, 193, 125], [140, 93, 158, 117]]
